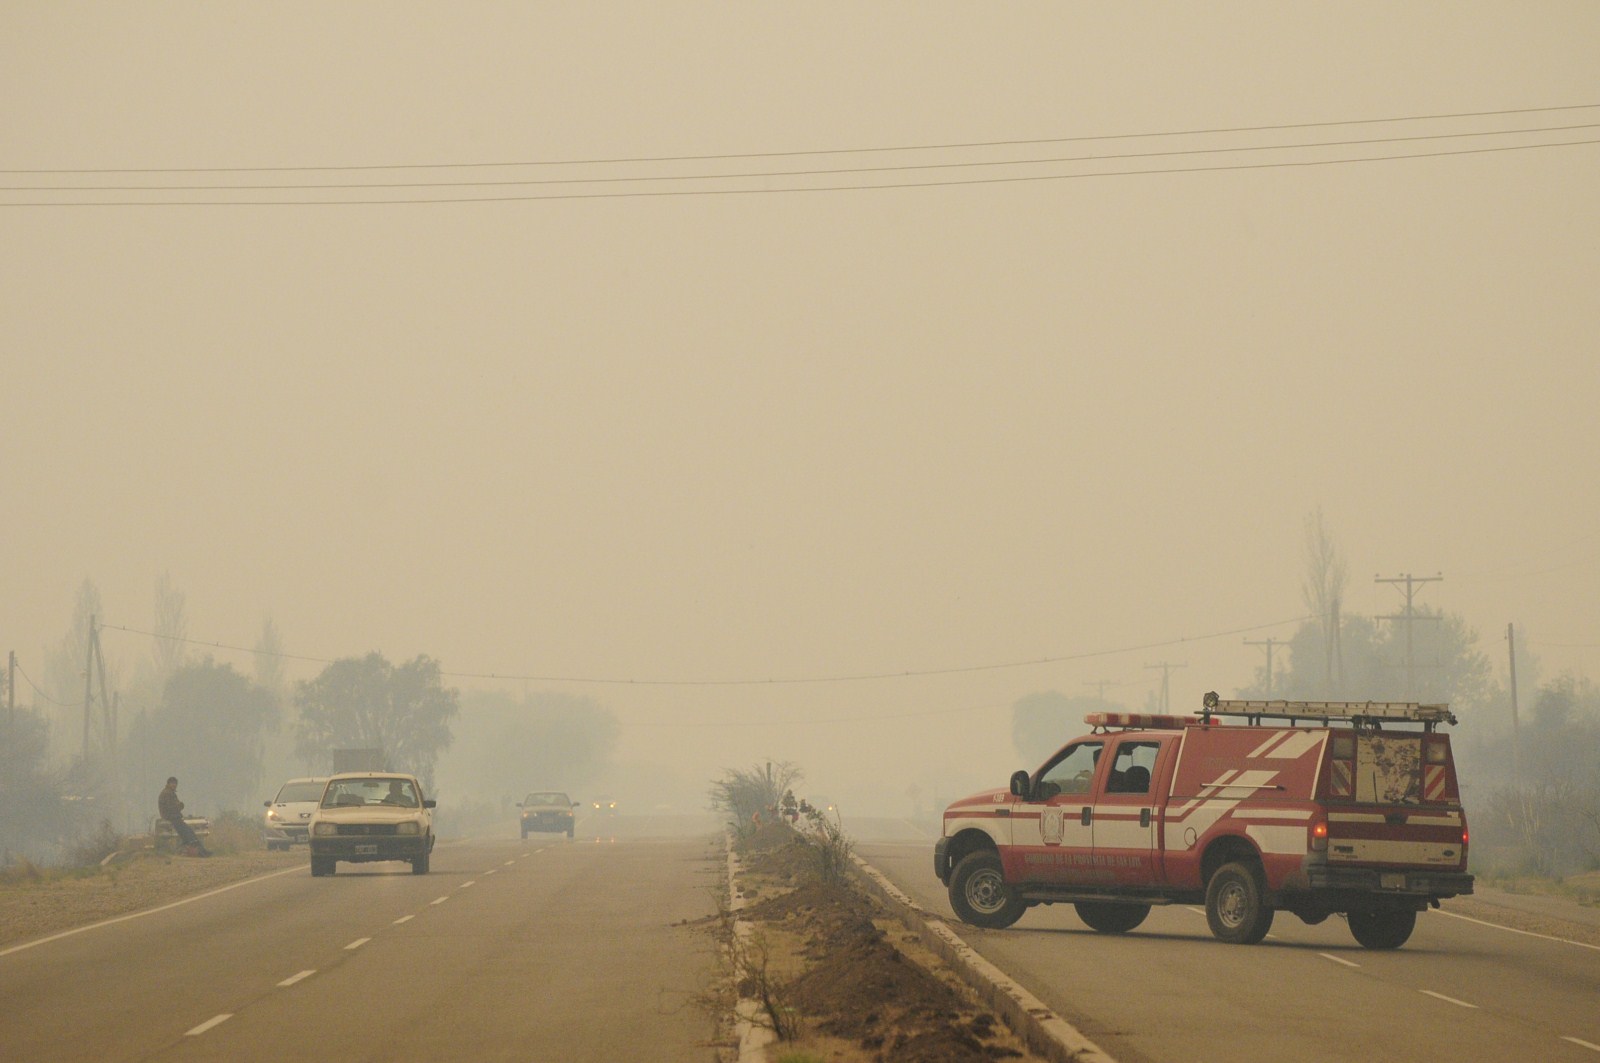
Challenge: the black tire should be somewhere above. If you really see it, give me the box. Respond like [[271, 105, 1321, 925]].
[[1205, 861, 1274, 944], [566, 825, 574, 839], [1075, 901, 1151, 934], [310, 857, 335, 877], [520, 829, 528, 840], [948, 851, 1026, 929], [1348, 909, 1416, 949], [412, 851, 430, 874]]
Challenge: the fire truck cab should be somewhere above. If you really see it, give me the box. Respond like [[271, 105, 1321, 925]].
[[934, 692, 1473, 948]]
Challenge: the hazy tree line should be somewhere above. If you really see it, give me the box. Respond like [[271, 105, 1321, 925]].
[[1009, 510, 1600, 877], [3, 576, 619, 865]]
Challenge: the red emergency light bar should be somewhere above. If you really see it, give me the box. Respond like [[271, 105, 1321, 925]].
[[1084, 712, 1202, 730]]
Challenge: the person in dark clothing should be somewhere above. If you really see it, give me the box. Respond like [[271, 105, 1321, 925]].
[[158, 777, 210, 856]]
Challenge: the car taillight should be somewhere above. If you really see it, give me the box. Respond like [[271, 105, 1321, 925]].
[[1310, 820, 1328, 852]]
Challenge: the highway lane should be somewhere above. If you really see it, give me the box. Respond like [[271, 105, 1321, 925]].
[[853, 826, 1600, 1063], [1, 825, 724, 1063]]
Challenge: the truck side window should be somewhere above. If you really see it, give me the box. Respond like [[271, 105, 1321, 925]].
[[1036, 741, 1104, 798], [1105, 741, 1160, 794]]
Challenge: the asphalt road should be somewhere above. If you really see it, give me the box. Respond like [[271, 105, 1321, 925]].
[[0, 818, 725, 1063], [851, 817, 1600, 1063]]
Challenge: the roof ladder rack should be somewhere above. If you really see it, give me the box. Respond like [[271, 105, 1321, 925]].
[[1199, 691, 1457, 730]]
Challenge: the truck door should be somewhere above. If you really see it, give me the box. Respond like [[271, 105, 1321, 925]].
[[1009, 739, 1103, 885], [1089, 736, 1170, 886]]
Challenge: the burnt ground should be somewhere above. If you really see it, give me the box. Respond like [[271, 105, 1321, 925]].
[[732, 822, 1044, 1063]]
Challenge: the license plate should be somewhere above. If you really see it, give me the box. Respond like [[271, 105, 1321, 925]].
[[355, 844, 378, 855], [1380, 872, 1405, 889]]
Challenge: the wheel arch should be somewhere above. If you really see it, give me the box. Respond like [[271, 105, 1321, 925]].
[[1200, 833, 1263, 886], [945, 826, 1001, 870]]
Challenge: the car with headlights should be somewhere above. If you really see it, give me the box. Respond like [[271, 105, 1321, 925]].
[[590, 794, 618, 816], [518, 791, 578, 839], [262, 776, 327, 850], [308, 772, 436, 876]]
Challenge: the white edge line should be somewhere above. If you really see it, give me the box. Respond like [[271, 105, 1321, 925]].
[[185, 1013, 233, 1036], [1562, 1036, 1600, 1052], [277, 970, 316, 987], [1, 865, 305, 958], [393, 914, 414, 924], [1420, 989, 1477, 1009], [1318, 952, 1361, 968], [1432, 908, 1600, 952], [344, 937, 371, 950]]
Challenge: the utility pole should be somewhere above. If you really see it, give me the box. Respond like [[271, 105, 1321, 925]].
[[1084, 679, 1115, 701], [1506, 623, 1521, 791], [1145, 662, 1186, 713], [1375, 573, 1443, 698], [1244, 637, 1285, 696]]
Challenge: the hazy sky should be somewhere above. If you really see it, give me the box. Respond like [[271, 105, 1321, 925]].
[[5, 4, 1598, 808]]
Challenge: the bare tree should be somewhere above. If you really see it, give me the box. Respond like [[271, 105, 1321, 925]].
[[1301, 508, 1347, 695], [253, 615, 287, 703], [152, 571, 188, 683]]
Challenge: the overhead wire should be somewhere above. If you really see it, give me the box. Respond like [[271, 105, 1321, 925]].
[[99, 614, 1314, 688], [5, 101, 1596, 174]]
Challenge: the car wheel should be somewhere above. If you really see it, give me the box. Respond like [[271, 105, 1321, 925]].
[[1075, 901, 1151, 934], [1348, 909, 1416, 949], [566, 826, 574, 839], [1205, 861, 1274, 944], [310, 857, 335, 877], [412, 852, 430, 874], [520, 829, 528, 840], [948, 851, 1026, 929]]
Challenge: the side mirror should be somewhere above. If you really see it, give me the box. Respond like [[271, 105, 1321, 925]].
[[572, 802, 580, 808], [263, 800, 271, 807], [423, 799, 437, 809], [1009, 770, 1032, 799], [515, 802, 523, 808]]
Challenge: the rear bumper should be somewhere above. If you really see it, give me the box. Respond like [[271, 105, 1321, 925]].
[[1304, 865, 1474, 898]]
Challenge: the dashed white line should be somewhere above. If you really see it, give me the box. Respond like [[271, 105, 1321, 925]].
[[503, 860, 515, 866], [393, 914, 414, 925], [1420, 989, 1477, 1009], [186, 1014, 232, 1036], [1319, 952, 1361, 968], [430, 895, 450, 905], [1185, 907, 1205, 916], [278, 970, 316, 987], [461, 880, 475, 889], [1563, 1037, 1600, 1053], [484, 869, 497, 876], [344, 937, 371, 950]]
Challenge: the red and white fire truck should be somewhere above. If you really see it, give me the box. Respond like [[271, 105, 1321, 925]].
[[934, 693, 1473, 948]]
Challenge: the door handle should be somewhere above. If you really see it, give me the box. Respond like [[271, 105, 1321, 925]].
[[1080, 806, 1092, 826]]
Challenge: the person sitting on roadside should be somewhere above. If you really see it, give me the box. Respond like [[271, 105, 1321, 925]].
[[158, 777, 210, 856]]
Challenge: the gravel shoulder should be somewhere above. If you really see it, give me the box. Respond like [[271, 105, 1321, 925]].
[[0, 848, 306, 950]]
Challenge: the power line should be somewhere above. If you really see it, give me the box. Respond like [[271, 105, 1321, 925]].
[[10, 121, 1596, 194], [7, 137, 1594, 207], [11, 659, 76, 707], [100, 614, 1313, 688], [6, 101, 1595, 175]]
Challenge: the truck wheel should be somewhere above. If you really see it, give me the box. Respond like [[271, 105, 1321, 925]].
[[948, 851, 1026, 929], [1348, 909, 1416, 949], [1205, 861, 1274, 944], [412, 852, 430, 874], [310, 857, 335, 877], [1075, 901, 1150, 934]]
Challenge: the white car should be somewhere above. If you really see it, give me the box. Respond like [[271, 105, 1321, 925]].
[[307, 772, 436, 876], [262, 776, 327, 850]]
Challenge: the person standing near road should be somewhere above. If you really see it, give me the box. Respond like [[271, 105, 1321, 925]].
[[158, 776, 210, 856]]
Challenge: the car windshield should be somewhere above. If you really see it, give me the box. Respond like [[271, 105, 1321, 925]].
[[322, 778, 419, 808], [276, 781, 325, 803], [526, 792, 568, 805]]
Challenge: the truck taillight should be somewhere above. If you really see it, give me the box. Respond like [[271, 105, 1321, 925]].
[[1310, 820, 1328, 852]]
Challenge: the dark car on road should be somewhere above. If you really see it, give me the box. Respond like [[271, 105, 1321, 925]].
[[519, 791, 578, 839]]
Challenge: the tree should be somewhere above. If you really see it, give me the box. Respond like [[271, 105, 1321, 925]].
[[1012, 690, 1123, 765], [293, 653, 458, 787], [252, 616, 287, 705], [1300, 508, 1348, 692], [0, 709, 81, 862], [128, 658, 278, 814], [152, 571, 188, 685]]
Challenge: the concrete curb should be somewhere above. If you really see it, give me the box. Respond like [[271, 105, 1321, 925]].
[[725, 838, 776, 1063], [850, 854, 1119, 1063]]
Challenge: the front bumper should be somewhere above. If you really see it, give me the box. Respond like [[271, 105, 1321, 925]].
[[934, 837, 951, 884], [263, 824, 309, 844], [309, 836, 429, 862], [521, 814, 574, 832]]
